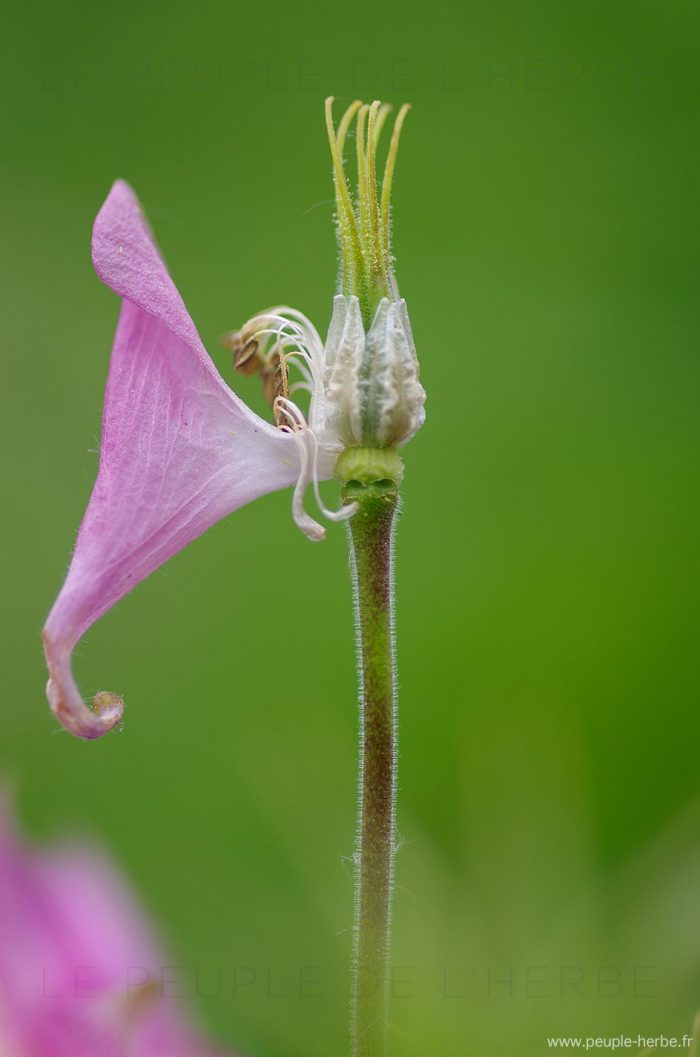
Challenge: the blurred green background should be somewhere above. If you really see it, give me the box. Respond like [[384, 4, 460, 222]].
[[2, 1, 699, 1054]]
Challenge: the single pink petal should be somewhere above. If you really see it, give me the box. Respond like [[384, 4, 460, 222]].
[[44, 181, 301, 739]]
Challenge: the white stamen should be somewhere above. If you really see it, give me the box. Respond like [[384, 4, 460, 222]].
[[232, 294, 423, 542], [276, 398, 326, 541], [290, 432, 326, 542], [308, 428, 358, 523], [275, 395, 356, 539], [283, 355, 314, 385]]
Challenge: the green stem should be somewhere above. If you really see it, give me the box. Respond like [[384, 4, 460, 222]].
[[343, 476, 400, 1057]]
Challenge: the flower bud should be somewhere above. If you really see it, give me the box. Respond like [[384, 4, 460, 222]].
[[320, 294, 425, 451], [222, 98, 427, 538], [323, 97, 426, 458]]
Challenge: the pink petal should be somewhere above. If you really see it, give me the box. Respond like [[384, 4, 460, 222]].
[[44, 181, 300, 739], [0, 799, 233, 1056]]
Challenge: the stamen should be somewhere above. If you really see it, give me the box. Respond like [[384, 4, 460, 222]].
[[276, 398, 326, 541], [275, 396, 357, 540], [254, 306, 325, 376], [283, 354, 314, 385], [249, 315, 322, 392], [227, 300, 361, 541], [308, 430, 358, 523], [227, 308, 322, 377]]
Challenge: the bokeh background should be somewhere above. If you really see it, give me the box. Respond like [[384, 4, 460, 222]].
[[2, 1, 699, 1054]]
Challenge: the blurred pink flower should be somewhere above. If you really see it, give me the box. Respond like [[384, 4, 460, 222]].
[[0, 801, 229, 1056]]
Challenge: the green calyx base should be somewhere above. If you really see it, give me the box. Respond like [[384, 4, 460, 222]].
[[335, 447, 404, 498]]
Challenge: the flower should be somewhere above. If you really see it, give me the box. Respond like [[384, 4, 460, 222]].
[[227, 98, 426, 479], [43, 98, 424, 740], [0, 798, 231, 1056]]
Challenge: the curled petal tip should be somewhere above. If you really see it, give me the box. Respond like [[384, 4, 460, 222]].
[[43, 630, 124, 740], [93, 690, 125, 725]]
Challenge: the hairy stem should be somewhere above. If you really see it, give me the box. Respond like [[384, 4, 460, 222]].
[[343, 478, 400, 1057]]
